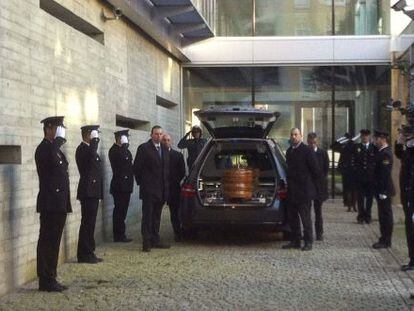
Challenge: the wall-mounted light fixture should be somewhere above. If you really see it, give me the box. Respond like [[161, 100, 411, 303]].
[[101, 8, 123, 21]]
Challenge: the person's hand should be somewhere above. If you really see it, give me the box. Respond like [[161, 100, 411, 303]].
[[379, 194, 387, 200], [55, 126, 66, 139], [120, 135, 128, 145], [91, 130, 99, 139], [397, 133, 406, 145], [407, 138, 414, 148]]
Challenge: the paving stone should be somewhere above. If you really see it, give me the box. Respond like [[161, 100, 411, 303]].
[[0, 200, 413, 310]]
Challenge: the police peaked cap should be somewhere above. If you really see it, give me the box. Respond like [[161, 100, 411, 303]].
[[373, 130, 389, 138], [360, 129, 371, 135], [114, 129, 129, 138], [81, 125, 100, 133], [41, 116, 65, 128]]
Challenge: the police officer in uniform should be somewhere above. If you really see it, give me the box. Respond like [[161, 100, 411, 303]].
[[162, 134, 186, 242], [35, 116, 71, 292], [282, 128, 321, 251], [372, 130, 395, 249], [354, 129, 377, 224], [396, 135, 414, 270], [178, 125, 207, 170], [134, 125, 170, 252], [307, 132, 329, 241], [109, 129, 134, 243], [338, 134, 357, 212], [76, 125, 103, 263]]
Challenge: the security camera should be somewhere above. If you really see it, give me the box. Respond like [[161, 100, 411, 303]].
[[113, 8, 122, 18], [101, 8, 122, 21]]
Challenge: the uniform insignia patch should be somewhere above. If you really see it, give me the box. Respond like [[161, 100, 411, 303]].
[[382, 159, 390, 165]]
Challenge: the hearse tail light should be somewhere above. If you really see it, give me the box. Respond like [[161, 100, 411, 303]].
[[276, 180, 287, 201], [181, 184, 196, 198]]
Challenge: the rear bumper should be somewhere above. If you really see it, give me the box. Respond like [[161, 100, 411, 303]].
[[181, 197, 287, 229]]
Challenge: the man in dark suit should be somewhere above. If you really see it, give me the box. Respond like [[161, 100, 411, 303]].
[[282, 128, 321, 251], [109, 129, 134, 243], [162, 134, 186, 242], [307, 132, 329, 241], [134, 125, 170, 252], [178, 125, 207, 170], [35, 116, 71, 292], [354, 129, 377, 224], [372, 130, 395, 249], [395, 134, 414, 270], [76, 125, 103, 263]]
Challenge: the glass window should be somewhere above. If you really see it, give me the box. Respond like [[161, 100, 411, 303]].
[[183, 65, 391, 196], [255, 0, 333, 36], [215, 0, 253, 36], [335, 0, 390, 35]]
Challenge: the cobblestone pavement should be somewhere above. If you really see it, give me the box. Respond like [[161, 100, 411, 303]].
[[1, 200, 414, 311]]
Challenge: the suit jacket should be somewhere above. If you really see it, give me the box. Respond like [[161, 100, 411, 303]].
[[354, 142, 377, 183], [314, 147, 329, 202], [35, 139, 72, 213], [76, 139, 103, 200], [108, 143, 134, 194], [133, 140, 170, 202], [168, 148, 186, 204], [286, 142, 322, 204], [374, 146, 395, 197]]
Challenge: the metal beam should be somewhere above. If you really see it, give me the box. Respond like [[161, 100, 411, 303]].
[[152, 5, 194, 20], [170, 23, 205, 36]]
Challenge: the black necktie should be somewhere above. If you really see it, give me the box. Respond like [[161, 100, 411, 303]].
[[156, 146, 161, 158]]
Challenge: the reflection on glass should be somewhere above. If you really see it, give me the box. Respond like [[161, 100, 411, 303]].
[[335, 0, 390, 35], [213, 0, 390, 36], [255, 0, 332, 36], [216, 0, 253, 36], [183, 65, 390, 196]]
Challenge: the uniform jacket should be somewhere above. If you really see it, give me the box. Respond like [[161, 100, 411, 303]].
[[35, 139, 72, 213], [354, 142, 377, 183], [314, 147, 329, 202], [133, 140, 170, 202], [338, 141, 356, 176], [108, 144, 134, 194], [395, 142, 410, 197], [168, 148, 186, 205], [286, 142, 322, 204], [401, 147, 414, 202], [177, 135, 207, 170], [76, 139, 103, 200], [374, 146, 395, 197]]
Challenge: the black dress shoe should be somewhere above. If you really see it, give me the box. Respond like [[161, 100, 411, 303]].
[[56, 282, 68, 291], [282, 242, 301, 249], [357, 219, 364, 224], [78, 257, 99, 264], [39, 282, 63, 292], [316, 235, 323, 241], [152, 243, 171, 249], [372, 242, 390, 249], [93, 256, 103, 263], [365, 219, 372, 224], [114, 237, 133, 243], [401, 264, 414, 271], [302, 244, 313, 251], [174, 234, 182, 242], [142, 244, 151, 252]]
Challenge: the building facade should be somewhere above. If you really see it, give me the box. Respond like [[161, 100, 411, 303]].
[[1, 0, 413, 297], [0, 0, 185, 296]]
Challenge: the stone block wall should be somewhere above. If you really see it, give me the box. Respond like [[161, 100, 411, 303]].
[[0, 0, 182, 296]]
